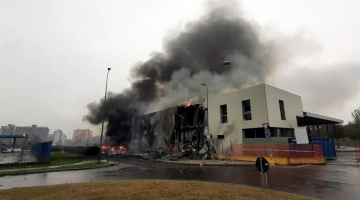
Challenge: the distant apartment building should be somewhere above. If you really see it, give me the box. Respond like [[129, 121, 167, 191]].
[[73, 129, 92, 144], [47, 134, 54, 141], [91, 135, 101, 144], [0, 124, 49, 145], [53, 129, 67, 145]]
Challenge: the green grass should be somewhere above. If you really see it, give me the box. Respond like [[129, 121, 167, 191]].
[[0, 180, 313, 200], [0, 152, 104, 176], [0, 162, 108, 176], [48, 152, 95, 166]]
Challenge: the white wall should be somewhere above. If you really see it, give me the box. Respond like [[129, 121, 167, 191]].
[[264, 85, 303, 129], [207, 84, 268, 154]]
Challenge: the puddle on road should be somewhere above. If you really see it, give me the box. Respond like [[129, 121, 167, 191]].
[[0, 158, 360, 200]]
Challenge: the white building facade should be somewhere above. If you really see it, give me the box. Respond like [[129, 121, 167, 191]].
[[53, 130, 67, 145], [206, 84, 342, 154]]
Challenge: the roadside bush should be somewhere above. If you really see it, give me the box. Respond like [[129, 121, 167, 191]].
[[51, 146, 63, 152], [84, 146, 99, 156]]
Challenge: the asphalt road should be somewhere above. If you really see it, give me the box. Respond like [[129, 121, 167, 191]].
[[0, 158, 360, 200]]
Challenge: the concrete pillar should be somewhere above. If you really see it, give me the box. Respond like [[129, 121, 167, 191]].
[[334, 124, 339, 148], [316, 122, 320, 137], [12, 138, 16, 153], [326, 124, 329, 137]]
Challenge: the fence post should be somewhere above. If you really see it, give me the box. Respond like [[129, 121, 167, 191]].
[[252, 143, 254, 156], [222, 140, 224, 155], [355, 143, 358, 165], [265, 143, 267, 157]]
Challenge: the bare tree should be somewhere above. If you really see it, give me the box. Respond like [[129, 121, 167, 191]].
[[351, 107, 360, 126]]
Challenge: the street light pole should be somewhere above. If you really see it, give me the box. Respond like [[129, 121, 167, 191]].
[[87, 124, 90, 146], [201, 84, 209, 127], [98, 68, 111, 164], [200, 61, 230, 135], [75, 127, 78, 145]]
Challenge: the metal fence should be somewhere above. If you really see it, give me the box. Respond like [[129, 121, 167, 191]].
[[231, 143, 323, 158], [326, 142, 360, 165]]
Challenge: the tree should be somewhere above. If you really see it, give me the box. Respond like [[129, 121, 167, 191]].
[[345, 107, 360, 140], [351, 107, 360, 127]]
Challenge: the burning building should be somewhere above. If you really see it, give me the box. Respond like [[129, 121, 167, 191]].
[[131, 103, 206, 153], [129, 84, 343, 157], [83, 0, 279, 151]]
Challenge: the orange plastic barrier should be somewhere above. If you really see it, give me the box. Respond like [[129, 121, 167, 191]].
[[230, 143, 323, 158]]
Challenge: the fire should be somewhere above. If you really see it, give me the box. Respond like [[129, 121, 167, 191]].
[[172, 144, 178, 152], [185, 102, 191, 107], [100, 145, 127, 155]]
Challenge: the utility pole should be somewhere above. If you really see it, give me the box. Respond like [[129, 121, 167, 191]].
[[98, 68, 111, 164], [87, 124, 90, 146]]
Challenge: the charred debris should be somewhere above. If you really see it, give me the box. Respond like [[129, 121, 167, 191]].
[[131, 103, 216, 160]]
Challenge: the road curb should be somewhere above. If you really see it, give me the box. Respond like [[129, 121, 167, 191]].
[[149, 159, 254, 167]]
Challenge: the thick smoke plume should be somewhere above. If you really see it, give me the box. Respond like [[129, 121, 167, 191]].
[[83, 0, 281, 145]]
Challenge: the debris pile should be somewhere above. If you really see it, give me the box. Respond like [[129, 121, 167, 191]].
[[128, 102, 218, 161]]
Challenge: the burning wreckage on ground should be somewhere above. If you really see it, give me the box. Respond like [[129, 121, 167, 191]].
[[101, 145, 127, 156], [128, 103, 216, 159]]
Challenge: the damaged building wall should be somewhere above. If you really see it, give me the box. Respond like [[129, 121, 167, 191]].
[[131, 104, 205, 152], [132, 107, 177, 152], [207, 84, 269, 155]]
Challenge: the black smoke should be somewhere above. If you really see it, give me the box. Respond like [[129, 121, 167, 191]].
[[83, 0, 279, 145]]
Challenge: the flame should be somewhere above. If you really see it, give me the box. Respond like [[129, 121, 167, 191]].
[[100, 145, 127, 155], [173, 144, 178, 152], [185, 102, 191, 107]]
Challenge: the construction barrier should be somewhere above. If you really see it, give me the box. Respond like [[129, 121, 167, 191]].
[[211, 143, 326, 165], [231, 143, 324, 158], [210, 154, 326, 165]]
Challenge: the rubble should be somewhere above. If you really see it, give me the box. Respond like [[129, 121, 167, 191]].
[[104, 102, 217, 162], [132, 104, 209, 155]]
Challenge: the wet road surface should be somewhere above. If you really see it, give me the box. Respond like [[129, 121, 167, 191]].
[[1, 158, 360, 200]]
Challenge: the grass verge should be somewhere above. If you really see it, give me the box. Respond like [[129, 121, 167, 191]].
[[48, 152, 96, 166], [0, 162, 108, 176], [0, 180, 312, 200], [0, 152, 97, 170]]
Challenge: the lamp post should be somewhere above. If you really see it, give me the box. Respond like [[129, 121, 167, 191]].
[[98, 68, 111, 164], [75, 127, 78, 145], [87, 124, 90, 146], [201, 84, 208, 127]]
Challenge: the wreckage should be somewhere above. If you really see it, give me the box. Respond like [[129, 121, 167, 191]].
[[131, 103, 216, 159]]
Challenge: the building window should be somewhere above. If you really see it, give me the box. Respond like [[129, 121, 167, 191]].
[[217, 135, 224, 139], [220, 104, 228, 124], [279, 100, 286, 120], [242, 100, 252, 120]]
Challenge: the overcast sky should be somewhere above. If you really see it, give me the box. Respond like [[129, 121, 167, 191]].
[[1, 0, 359, 138]]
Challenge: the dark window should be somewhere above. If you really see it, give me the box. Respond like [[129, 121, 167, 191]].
[[220, 104, 228, 124], [243, 128, 266, 138], [217, 135, 224, 139], [279, 100, 286, 120], [242, 100, 252, 120], [243, 129, 255, 138]]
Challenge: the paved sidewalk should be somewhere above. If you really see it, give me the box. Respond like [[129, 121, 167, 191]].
[[336, 146, 359, 152], [156, 158, 254, 166]]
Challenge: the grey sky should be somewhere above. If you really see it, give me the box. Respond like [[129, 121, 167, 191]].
[[1, 0, 359, 138]]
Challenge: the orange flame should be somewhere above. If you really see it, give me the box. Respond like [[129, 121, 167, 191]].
[[100, 145, 127, 155], [185, 102, 191, 107]]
